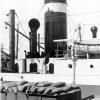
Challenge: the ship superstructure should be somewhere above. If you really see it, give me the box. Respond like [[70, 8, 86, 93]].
[[1, 0, 100, 98]]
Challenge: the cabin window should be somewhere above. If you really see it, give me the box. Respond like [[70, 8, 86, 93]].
[[30, 63, 37, 72], [49, 63, 54, 74], [68, 64, 72, 69], [15, 63, 19, 73], [90, 64, 94, 68]]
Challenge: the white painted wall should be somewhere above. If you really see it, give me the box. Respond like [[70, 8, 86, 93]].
[[14, 58, 100, 85]]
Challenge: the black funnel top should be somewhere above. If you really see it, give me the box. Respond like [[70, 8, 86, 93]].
[[29, 18, 40, 31], [44, 0, 66, 4]]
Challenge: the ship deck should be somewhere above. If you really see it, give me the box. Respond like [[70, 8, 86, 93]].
[[0, 73, 100, 99]]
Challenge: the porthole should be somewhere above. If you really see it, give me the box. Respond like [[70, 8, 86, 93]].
[[68, 64, 72, 69], [90, 64, 93, 68]]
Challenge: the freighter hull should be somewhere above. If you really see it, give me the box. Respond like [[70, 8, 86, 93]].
[[1, 58, 100, 98]]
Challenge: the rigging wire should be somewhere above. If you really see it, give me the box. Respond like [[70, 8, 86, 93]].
[[1, 48, 9, 52], [10, 9, 100, 26], [15, 12, 30, 51], [18, 40, 28, 49], [14, 2, 45, 51], [14, 3, 45, 51], [15, 12, 27, 36], [5, 8, 100, 56], [35, 3, 45, 18], [14, 16, 25, 46], [68, 10, 100, 16]]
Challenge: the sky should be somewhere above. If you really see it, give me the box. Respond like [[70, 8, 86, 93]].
[[0, 0, 100, 58]]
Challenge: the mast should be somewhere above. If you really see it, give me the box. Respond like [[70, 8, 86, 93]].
[[16, 23, 19, 59], [78, 24, 82, 42], [38, 34, 40, 54], [9, 10, 15, 72]]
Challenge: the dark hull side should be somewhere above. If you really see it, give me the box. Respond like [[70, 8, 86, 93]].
[[79, 84, 100, 98]]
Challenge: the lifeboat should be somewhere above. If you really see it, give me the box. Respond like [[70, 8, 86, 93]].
[[75, 39, 100, 55]]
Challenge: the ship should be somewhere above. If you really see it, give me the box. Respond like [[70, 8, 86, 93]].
[[1, 0, 100, 99]]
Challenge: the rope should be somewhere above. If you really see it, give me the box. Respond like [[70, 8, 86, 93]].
[[15, 12, 27, 36]]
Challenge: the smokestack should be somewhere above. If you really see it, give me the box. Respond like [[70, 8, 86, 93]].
[[44, 0, 67, 57], [9, 10, 15, 72], [28, 18, 40, 56]]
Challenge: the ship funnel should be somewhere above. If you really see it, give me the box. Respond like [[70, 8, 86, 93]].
[[28, 18, 40, 57], [29, 18, 40, 31], [91, 26, 98, 38], [44, 0, 67, 57]]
